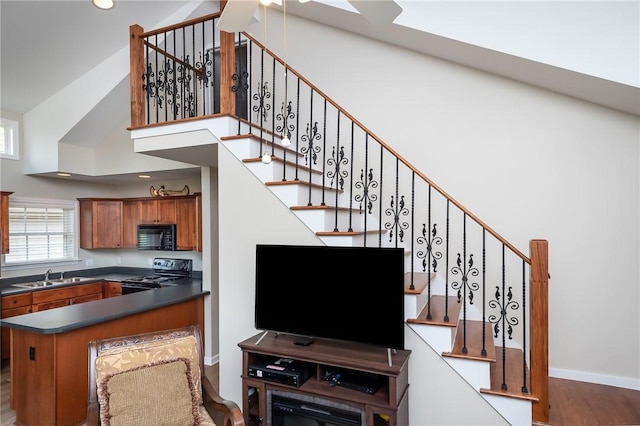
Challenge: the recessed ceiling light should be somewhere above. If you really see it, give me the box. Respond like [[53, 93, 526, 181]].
[[138, 175, 151, 179], [92, 0, 114, 10], [57, 173, 72, 177]]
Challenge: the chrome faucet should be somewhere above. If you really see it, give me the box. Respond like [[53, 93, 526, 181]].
[[45, 269, 52, 281]]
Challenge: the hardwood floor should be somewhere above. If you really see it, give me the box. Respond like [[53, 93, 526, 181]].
[[547, 377, 640, 426], [1, 362, 639, 425]]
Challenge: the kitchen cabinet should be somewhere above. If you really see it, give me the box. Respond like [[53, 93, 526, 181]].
[[7, 295, 206, 426], [1, 191, 13, 254], [121, 194, 200, 250], [1, 293, 32, 360], [2, 282, 120, 361], [122, 198, 176, 248], [78, 199, 123, 249], [175, 196, 198, 251], [31, 283, 104, 312]]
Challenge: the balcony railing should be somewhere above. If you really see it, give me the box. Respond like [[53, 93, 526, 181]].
[[129, 11, 549, 423]]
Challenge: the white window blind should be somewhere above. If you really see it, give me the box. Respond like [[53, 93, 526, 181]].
[[5, 199, 76, 265]]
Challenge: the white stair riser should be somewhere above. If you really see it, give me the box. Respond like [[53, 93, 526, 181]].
[[404, 291, 429, 320], [267, 184, 349, 209], [408, 323, 455, 354], [230, 136, 313, 164], [482, 394, 532, 426], [244, 156, 325, 184], [444, 357, 492, 390], [293, 209, 367, 233]]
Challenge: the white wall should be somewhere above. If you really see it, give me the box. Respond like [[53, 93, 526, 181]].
[[222, 9, 640, 393], [217, 143, 323, 397], [0, 135, 204, 278]]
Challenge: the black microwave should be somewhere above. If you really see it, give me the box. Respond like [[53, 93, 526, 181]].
[[137, 224, 177, 251]]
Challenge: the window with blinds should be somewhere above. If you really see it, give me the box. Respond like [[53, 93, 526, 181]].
[[0, 117, 19, 160], [5, 198, 77, 265]]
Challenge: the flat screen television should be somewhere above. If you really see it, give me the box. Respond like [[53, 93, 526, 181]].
[[255, 244, 405, 350]]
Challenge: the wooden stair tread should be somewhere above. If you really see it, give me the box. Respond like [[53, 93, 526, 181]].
[[481, 346, 538, 402], [223, 133, 303, 157], [290, 205, 359, 212], [265, 180, 342, 193], [443, 320, 497, 361], [243, 156, 322, 175], [407, 295, 460, 326], [403, 272, 435, 295], [316, 229, 386, 236]]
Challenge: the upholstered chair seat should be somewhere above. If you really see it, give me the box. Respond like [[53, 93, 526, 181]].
[[87, 325, 244, 426]]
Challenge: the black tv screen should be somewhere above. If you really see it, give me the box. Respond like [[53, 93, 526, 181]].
[[255, 244, 405, 349]]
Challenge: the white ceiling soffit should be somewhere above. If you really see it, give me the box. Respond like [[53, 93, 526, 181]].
[[347, 0, 402, 26], [218, 0, 402, 32], [217, 0, 266, 32]]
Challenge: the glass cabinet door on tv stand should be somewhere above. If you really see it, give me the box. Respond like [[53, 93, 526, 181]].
[[238, 332, 411, 426]]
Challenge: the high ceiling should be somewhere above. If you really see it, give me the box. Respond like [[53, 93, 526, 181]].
[[2, 0, 637, 116], [1, 1, 637, 183]]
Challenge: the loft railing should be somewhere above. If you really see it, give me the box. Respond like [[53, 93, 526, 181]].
[[129, 12, 549, 423]]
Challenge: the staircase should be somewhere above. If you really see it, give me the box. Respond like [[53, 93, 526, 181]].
[[129, 13, 549, 425], [221, 128, 538, 425]]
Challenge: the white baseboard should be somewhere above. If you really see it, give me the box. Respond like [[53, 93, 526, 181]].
[[550, 367, 640, 391], [204, 354, 219, 366]]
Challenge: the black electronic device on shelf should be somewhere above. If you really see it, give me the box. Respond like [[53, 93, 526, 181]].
[[248, 356, 313, 388], [322, 368, 385, 395]]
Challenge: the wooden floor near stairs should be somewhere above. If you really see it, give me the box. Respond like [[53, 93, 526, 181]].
[[2, 361, 639, 425], [402, 274, 640, 425]]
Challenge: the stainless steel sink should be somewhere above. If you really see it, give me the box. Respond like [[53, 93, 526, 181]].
[[12, 277, 97, 288]]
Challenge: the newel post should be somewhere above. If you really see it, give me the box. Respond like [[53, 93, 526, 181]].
[[129, 24, 145, 128], [219, 30, 236, 116], [530, 239, 549, 424]]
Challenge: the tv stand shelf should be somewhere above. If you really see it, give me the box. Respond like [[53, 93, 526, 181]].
[[239, 332, 411, 426]]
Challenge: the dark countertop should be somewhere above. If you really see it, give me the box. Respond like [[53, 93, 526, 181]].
[[0, 282, 207, 334], [0, 273, 207, 334], [0, 266, 202, 295]]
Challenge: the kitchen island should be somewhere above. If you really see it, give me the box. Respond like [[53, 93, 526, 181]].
[[0, 283, 209, 426]]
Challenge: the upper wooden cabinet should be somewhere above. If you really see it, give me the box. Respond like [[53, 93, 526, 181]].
[[78, 199, 123, 249], [120, 194, 201, 251], [174, 196, 198, 251], [1, 191, 13, 254]]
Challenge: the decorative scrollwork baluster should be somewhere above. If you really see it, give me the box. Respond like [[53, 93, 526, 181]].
[[416, 223, 442, 273], [385, 195, 409, 243], [252, 81, 271, 122], [327, 145, 348, 191], [354, 168, 378, 214], [276, 100, 296, 142], [300, 122, 322, 166], [451, 253, 480, 304]]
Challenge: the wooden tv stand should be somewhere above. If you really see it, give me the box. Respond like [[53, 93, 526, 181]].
[[238, 332, 411, 426]]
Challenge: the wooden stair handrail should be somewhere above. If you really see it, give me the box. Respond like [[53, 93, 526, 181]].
[[241, 33, 530, 264]]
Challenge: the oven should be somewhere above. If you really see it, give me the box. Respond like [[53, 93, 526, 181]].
[[121, 258, 193, 294]]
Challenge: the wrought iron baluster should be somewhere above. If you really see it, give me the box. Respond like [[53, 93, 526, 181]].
[[482, 230, 487, 356], [521, 260, 529, 393], [488, 244, 521, 391], [347, 123, 355, 233], [384, 158, 408, 246]]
